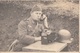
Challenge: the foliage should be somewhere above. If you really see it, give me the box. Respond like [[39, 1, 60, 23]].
[[0, 1, 79, 51]]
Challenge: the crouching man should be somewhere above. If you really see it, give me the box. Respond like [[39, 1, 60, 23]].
[[8, 4, 49, 52]]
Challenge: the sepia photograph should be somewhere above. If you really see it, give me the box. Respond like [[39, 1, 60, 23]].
[[0, 0, 79, 52]]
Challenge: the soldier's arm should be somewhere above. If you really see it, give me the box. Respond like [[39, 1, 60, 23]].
[[40, 14, 49, 29], [18, 20, 35, 45]]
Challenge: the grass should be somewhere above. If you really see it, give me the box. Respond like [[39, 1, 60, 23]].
[[0, 1, 79, 52]]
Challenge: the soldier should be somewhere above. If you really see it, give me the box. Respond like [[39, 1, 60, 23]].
[[8, 4, 50, 52]]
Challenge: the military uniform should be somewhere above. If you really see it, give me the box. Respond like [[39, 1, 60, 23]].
[[12, 17, 45, 51], [18, 17, 44, 45], [10, 5, 48, 52]]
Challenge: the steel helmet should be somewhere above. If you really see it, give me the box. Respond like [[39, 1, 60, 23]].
[[58, 29, 73, 43]]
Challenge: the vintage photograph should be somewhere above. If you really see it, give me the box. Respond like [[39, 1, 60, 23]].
[[0, 0, 79, 52]]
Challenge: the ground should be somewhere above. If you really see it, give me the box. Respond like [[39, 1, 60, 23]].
[[0, 1, 79, 52]]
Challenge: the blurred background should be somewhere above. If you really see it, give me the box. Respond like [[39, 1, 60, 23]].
[[0, 0, 79, 52]]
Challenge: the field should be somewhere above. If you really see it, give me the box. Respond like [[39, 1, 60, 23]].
[[0, 1, 79, 52]]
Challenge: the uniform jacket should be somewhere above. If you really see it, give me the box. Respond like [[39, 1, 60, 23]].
[[18, 17, 44, 45]]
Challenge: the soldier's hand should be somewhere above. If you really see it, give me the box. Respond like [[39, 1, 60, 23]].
[[46, 29, 52, 35], [34, 37, 41, 41], [43, 14, 47, 19], [40, 14, 47, 20]]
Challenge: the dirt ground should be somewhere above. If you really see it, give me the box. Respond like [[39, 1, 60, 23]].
[[0, 1, 79, 52]]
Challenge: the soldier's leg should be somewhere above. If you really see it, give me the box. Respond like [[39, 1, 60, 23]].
[[9, 39, 29, 52], [13, 42, 25, 52], [13, 41, 30, 52]]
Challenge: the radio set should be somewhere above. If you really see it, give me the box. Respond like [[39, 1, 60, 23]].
[[41, 29, 58, 45]]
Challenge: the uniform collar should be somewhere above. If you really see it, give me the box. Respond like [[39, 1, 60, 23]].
[[28, 17, 38, 26]]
